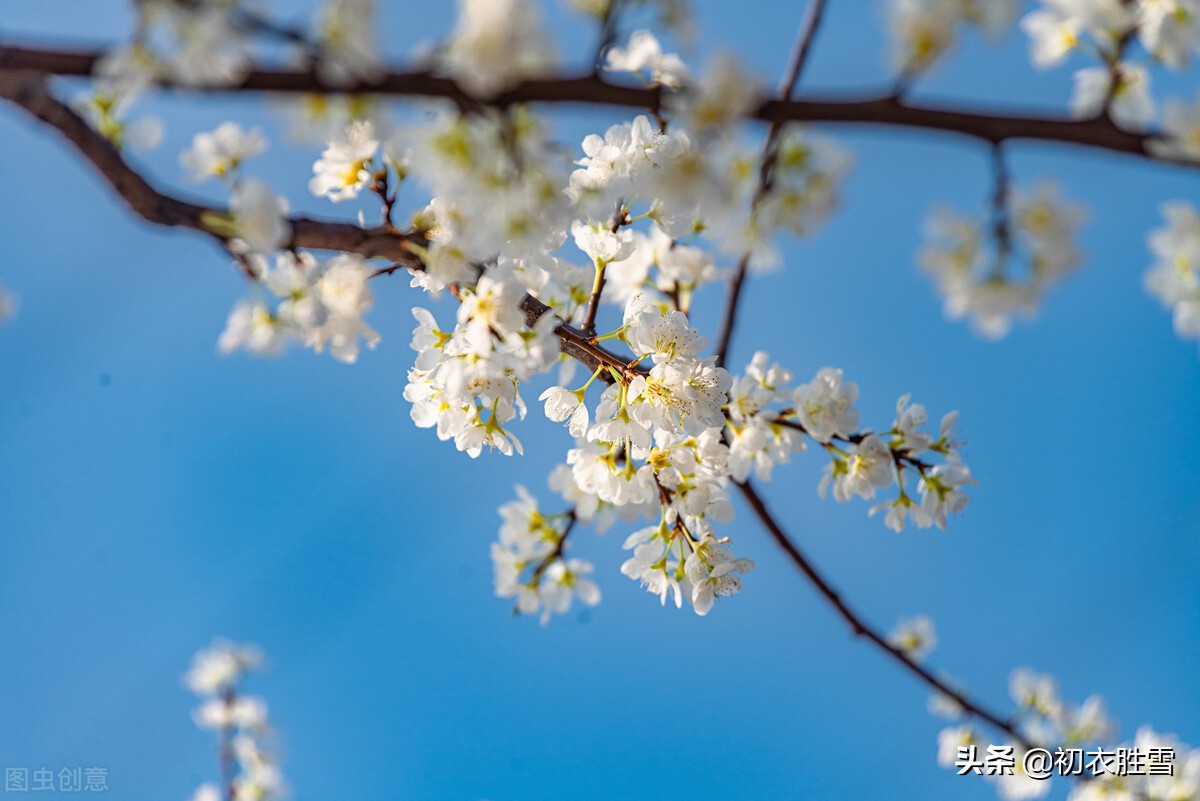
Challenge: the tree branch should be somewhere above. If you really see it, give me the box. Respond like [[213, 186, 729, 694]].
[[714, 0, 829, 368], [735, 478, 1028, 746], [0, 43, 1179, 165], [0, 69, 641, 382]]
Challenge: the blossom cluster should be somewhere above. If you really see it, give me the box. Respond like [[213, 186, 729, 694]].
[[1145, 201, 1200, 351], [887, 0, 1200, 156], [732, 357, 974, 531], [490, 486, 601, 624], [933, 667, 1200, 801], [887, 0, 1018, 76], [185, 639, 283, 801], [921, 182, 1086, 339], [104, 2, 967, 622], [218, 249, 379, 364]]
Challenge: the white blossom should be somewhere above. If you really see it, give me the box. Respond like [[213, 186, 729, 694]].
[[309, 120, 380, 201], [604, 29, 689, 88], [792, 367, 859, 443], [888, 615, 938, 661], [1136, 0, 1200, 68], [1152, 92, 1200, 160], [181, 122, 266, 182], [1069, 63, 1154, 127], [441, 0, 555, 96], [316, 0, 383, 85], [1144, 200, 1200, 350], [228, 180, 291, 255]]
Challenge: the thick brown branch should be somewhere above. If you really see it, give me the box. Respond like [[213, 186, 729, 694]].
[[0, 43, 1173, 164], [735, 479, 1027, 745], [0, 69, 638, 383]]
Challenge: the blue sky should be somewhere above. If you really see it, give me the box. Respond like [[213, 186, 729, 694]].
[[1, 2, 1198, 800]]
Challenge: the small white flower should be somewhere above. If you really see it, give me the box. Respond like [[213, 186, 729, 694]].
[[887, 615, 938, 661], [441, 0, 556, 96], [1151, 92, 1200, 160], [316, 0, 383, 85], [572, 220, 636, 265], [309, 120, 380, 201], [181, 122, 266, 182], [228, 180, 290, 255], [1069, 63, 1154, 127], [184, 639, 262, 695], [604, 29, 689, 88], [1009, 668, 1062, 717], [793, 367, 859, 443], [540, 386, 590, 437]]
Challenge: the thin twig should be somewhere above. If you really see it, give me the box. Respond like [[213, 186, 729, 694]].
[[714, 0, 829, 368], [735, 478, 1029, 746]]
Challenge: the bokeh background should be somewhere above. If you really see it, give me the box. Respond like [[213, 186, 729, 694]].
[[2, 2, 1198, 800]]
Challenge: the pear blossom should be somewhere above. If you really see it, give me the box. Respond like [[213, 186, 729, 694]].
[[1021, 7, 1086, 67], [185, 640, 283, 801], [604, 29, 689, 88], [185, 639, 262, 694], [441, 0, 556, 96], [220, 251, 379, 363], [1136, 0, 1200, 68], [888, 0, 960, 74], [309, 120, 380, 201], [170, 7, 252, 86], [1010, 668, 1063, 717], [1151, 92, 1200, 160], [190, 784, 221, 801], [888, 615, 938, 661], [316, 0, 383, 86], [887, 0, 1019, 74], [218, 301, 286, 357], [792, 367, 860, 443], [1022, 0, 1132, 68], [937, 725, 980, 767], [669, 54, 760, 139], [94, 42, 161, 102], [684, 534, 754, 615], [1053, 695, 1115, 745], [921, 183, 1084, 338], [181, 122, 266, 182], [1144, 200, 1200, 349], [227, 180, 290, 255], [572, 220, 636, 265], [919, 459, 976, 529], [490, 486, 599, 623], [1069, 63, 1155, 127], [993, 747, 1053, 799], [823, 434, 895, 502], [540, 386, 590, 438]]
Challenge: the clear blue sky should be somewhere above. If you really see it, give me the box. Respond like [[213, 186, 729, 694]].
[[1, 2, 1198, 800]]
